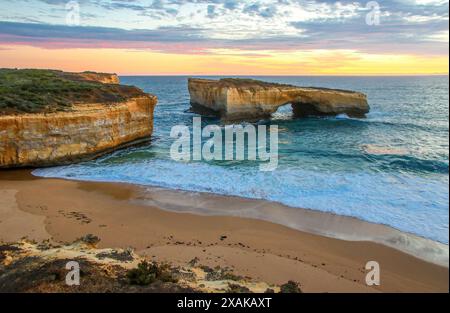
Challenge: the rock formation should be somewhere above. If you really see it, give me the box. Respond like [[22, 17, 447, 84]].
[[0, 70, 157, 168], [63, 71, 120, 84], [0, 96, 157, 168], [188, 78, 369, 120]]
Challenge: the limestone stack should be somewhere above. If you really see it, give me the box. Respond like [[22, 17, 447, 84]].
[[188, 78, 369, 120]]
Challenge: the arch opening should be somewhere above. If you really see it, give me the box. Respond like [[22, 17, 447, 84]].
[[272, 102, 294, 119]]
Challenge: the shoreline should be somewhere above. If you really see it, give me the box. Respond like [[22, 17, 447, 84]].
[[0, 169, 448, 292], [31, 170, 450, 268]]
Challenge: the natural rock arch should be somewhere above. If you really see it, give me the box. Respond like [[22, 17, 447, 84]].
[[188, 78, 370, 120]]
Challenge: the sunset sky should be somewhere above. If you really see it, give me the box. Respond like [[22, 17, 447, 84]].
[[0, 0, 448, 75]]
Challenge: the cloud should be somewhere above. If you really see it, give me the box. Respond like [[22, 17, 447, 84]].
[[0, 0, 447, 56], [0, 21, 216, 53]]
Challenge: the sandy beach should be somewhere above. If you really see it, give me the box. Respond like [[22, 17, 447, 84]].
[[0, 169, 447, 293]]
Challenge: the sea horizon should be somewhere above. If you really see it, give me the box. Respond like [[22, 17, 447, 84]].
[[117, 74, 450, 77]]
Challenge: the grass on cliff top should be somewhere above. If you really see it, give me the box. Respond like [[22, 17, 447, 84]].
[[215, 78, 360, 94], [0, 68, 144, 115], [219, 78, 294, 88]]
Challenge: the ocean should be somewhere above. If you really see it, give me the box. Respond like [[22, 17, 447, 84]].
[[34, 76, 449, 245]]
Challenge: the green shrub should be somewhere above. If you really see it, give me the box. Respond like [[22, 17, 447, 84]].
[[127, 261, 178, 286], [226, 283, 252, 293], [279, 280, 302, 293]]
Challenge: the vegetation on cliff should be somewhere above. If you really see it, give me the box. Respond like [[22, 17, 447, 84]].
[[192, 78, 360, 94], [0, 238, 289, 293], [0, 69, 145, 114]]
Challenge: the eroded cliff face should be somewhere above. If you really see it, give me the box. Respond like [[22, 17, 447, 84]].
[[67, 71, 120, 84], [188, 78, 369, 119], [0, 95, 157, 168]]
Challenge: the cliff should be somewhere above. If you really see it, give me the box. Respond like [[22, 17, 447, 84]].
[[0, 69, 157, 168], [188, 78, 369, 119], [61, 71, 121, 84], [0, 96, 157, 168]]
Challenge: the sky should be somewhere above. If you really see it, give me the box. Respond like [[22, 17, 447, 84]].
[[0, 0, 448, 75]]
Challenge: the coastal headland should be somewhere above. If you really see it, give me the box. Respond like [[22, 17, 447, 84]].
[[0, 69, 157, 168]]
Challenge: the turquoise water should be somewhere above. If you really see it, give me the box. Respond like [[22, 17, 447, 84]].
[[34, 76, 449, 244]]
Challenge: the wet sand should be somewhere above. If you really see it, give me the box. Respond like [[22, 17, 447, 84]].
[[0, 170, 448, 292]]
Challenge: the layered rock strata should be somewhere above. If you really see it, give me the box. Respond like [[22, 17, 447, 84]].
[[0, 71, 157, 168], [188, 78, 369, 119], [0, 96, 157, 168]]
